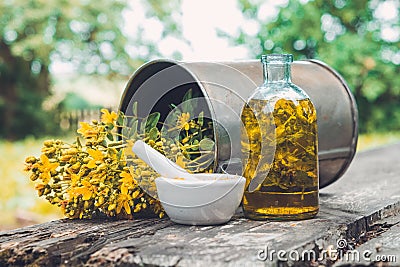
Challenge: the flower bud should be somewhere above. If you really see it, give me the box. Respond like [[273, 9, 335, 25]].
[[60, 155, 72, 162], [43, 140, 54, 147], [30, 173, 39, 181], [25, 156, 37, 164], [156, 141, 163, 147], [84, 201, 90, 210], [71, 162, 81, 171], [65, 148, 78, 155], [41, 147, 56, 154]]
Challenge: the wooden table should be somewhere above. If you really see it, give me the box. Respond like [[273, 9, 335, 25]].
[[1, 144, 399, 266]]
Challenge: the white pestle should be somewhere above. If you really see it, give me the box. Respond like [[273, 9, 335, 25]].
[[132, 140, 199, 181]]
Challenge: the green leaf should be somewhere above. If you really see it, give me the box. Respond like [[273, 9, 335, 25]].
[[168, 108, 182, 126], [148, 127, 159, 140], [145, 112, 160, 132], [123, 118, 138, 139], [132, 102, 138, 117], [182, 88, 192, 103], [199, 138, 215, 151], [117, 149, 123, 161], [121, 116, 129, 138], [116, 112, 124, 126], [140, 119, 145, 134], [169, 103, 179, 111], [129, 119, 138, 139], [107, 123, 114, 130], [192, 139, 199, 150], [181, 89, 194, 115], [101, 139, 107, 148], [197, 111, 204, 126], [140, 112, 160, 134]]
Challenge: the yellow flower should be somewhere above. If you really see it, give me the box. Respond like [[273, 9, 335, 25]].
[[176, 154, 186, 169], [87, 149, 104, 168], [101, 109, 118, 124], [177, 112, 191, 131], [124, 140, 136, 158], [119, 170, 136, 190], [116, 185, 132, 214], [133, 203, 142, 213], [36, 154, 59, 184], [77, 122, 98, 138], [70, 173, 80, 186], [70, 180, 95, 201], [131, 189, 141, 199]]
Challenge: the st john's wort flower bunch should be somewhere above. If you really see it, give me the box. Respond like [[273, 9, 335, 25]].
[[24, 90, 216, 219]]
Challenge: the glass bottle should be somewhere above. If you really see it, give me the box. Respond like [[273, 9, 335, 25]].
[[240, 54, 319, 220]]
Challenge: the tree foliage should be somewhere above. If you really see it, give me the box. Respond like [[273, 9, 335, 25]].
[[227, 0, 399, 133], [0, 0, 182, 140], [0, 0, 125, 139]]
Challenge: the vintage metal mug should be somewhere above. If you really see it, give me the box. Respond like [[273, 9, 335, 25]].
[[119, 59, 358, 188]]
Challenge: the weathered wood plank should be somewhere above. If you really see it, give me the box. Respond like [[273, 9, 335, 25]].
[[1, 143, 400, 266], [334, 214, 400, 266]]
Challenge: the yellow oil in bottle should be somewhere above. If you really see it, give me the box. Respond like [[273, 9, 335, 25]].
[[241, 97, 319, 220]]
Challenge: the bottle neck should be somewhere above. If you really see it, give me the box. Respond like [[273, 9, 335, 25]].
[[263, 62, 291, 84]]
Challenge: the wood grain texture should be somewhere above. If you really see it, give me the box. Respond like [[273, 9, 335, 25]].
[[1, 144, 399, 266]]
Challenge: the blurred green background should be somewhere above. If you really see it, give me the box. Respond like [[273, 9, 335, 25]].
[[0, 0, 399, 229]]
